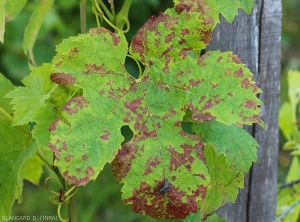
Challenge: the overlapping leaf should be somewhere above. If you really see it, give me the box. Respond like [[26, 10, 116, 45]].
[[193, 120, 259, 173]]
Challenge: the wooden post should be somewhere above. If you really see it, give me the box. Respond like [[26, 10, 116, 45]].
[[207, 0, 282, 221]]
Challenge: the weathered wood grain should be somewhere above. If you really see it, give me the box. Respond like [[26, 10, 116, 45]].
[[207, 0, 281, 221]]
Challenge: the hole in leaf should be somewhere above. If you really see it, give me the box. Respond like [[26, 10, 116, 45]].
[[120, 125, 134, 145], [181, 109, 195, 135], [125, 56, 145, 79]]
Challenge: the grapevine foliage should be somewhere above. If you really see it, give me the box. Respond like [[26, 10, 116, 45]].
[[1, 0, 261, 220]]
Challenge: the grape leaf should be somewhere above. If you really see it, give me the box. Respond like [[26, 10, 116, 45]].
[[47, 21, 262, 219], [0, 74, 36, 217], [5, 63, 57, 126]]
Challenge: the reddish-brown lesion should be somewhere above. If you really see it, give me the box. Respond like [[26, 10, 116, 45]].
[[143, 155, 162, 176], [50, 72, 76, 86], [63, 166, 95, 186], [61, 96, 89, 115]]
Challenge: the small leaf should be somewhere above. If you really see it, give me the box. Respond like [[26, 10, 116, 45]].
[[5, 0, 28, 22], [288, 70, 300, 109], [200, 144, 244, 218], [193, 120, 258, 173], [23, 0, 55, 65], [5, 63, 57, 125], [279, 102, 296, 141], [22, 154, 44, 186]]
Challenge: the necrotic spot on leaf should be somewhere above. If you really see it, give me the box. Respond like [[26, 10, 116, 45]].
[[50, 72, 75, 86], [61, 96, 88, 115], [48, 118, 60, 131]]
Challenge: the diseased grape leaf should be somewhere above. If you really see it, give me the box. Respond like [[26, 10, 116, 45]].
[[47, 23, 262, 219], [43, 1, 261, 219], [4, 63, 57, 126]]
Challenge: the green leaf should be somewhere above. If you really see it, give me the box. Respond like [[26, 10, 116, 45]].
[[5, 0, 28, 22], [5, 63, 57, 126], [200, 144, 244, 218], [173, 0, 255, 24], [23, 0, 55, 65], [0, 0, 5, 43], [0, 75, 36, 217], [193, 121, 258, 173]]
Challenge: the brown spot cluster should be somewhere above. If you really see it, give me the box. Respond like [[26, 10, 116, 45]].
[[100, 129, 110, 140], [162, 107, 177, 121], [175, 2, 196, 14], [131, 12, 178, 65], [143, 155, 162, 176], [244, 99, 258, 109], [89, 27, 120, 46], [233, 68, 244, 78], [168, 142, 201, 173], [82, 63, 107, 75], [48, 118, 60, 132], [61, 96, 89, 115], [63, 166, 95, 186], [68, 47, 79, 59], [50, 72, 76, 86], [123, 178, 206, 219], [228, 54, 242, 64], [111, 143, 138, 183]]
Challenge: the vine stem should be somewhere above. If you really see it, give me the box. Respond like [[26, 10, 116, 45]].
[[80, 0, 87, 34]]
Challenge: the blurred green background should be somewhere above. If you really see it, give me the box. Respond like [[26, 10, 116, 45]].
[[0, 0, 298, 221]]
